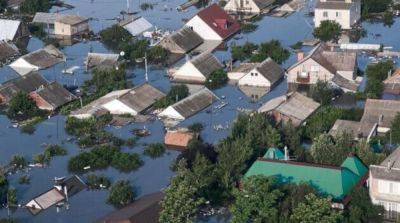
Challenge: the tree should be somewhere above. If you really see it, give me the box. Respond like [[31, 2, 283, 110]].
[[107, 180, 135, 208], [206, 69, 228, 89], [250, 40, 290, 64], [355, 140, 386, 166], [0, 0, 7, 12], [391, 113, 400, 145], [290, 193, 343, 223], [362, 0, 391, 17], [99, 25, 132, 49], [313, 20, 342, 42], [344, 187, 383, 223], [309, 80, 337, 106], [7, 187, 17, 206], [7, 92, 42, 120], [230, 176, 283, 223], [143, 143, 166, 158], [231, 42, 258, 61], [188, 122, 204, 133], [310, 133, 354, 166], [279, 183, 317, 221], [364, 60, 394, 99], [9, 155, 27, 169], [0, 176, 9, 204], [20, 0, 51, 14], [159, 160, 205, 223], [154, 84, 189, 108]]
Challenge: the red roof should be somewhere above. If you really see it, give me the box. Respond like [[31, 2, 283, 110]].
[[196, 4, 240, 40]]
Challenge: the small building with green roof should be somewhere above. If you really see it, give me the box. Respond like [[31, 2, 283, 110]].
[[263, 147, 285, 160], [245, 150, 368, 204]]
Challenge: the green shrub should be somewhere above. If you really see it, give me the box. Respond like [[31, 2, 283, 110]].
[[86, 174, 111, 189], [107, 180, 136, 208], [143, 143, 166, 158]]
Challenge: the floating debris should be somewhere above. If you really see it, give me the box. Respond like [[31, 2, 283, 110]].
[[131, 127, 151, 137]]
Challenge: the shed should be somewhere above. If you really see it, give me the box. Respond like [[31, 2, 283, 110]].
[[164, 129, 195, 150], [120, 16, 153, 37], [159, 27, 203, 54], [383, 68, 400, 95], [29, 82, 77, 111], [85, 53, 120, 71], [10, 45, 66, 75], [159, 88, 218, 120], [329, 119, 377, 140], [172, 53, 223, 84], [361, 99, 400, 134], [32, 12, 58, 25], [54, 15, 89, 36]]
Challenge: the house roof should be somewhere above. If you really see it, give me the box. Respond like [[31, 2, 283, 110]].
[[245, 155, 368, 199], [361, 99, 400, 128], [384, 68, 400, 85], [0, 40, 19, 62], [165, 130, 195, 149], [86, 53, 119, 70], [315, 0, 355, 10], [7, 0, 25, 8], [95, 192, 164, 223], [253, 0, 275, 10], [0, 19, 21, 41], [288, 43, 357, 74], [231, 63, 259, 73], [34, 82, 77, 109], [168, 87, 218, 119], [32, 12, 58, 24], [255, 57, 285, 85], [59, 175, 87, 197], [258, 95, 287, 113], [117, 83, 166, 113], [332, 74, 359, 92], [0, 72, 48, 102], [190, 53, 223, 77], [195, 4, 240, 40], [167, 27, 203, 53], [263, 147, 285, 160], [120, 16, 153, 36], [31, 188, 65, 210], [370, 148, 400, 182], [56, 15, 88, 25], [329, 119, 376, 139]]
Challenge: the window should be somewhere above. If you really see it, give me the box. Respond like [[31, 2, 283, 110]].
[[311, 66, 319, 72], [336, 11, 341, 17], [323, 11, 328, 17], [246, 0, 249, 4]]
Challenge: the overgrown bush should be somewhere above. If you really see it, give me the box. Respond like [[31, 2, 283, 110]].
[[143, 143, 166, 158], [107, 180, 136, 208]]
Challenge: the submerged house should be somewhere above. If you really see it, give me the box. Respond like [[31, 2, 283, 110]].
[[164, 129, 196, 150], [95, 192, 164, 223], [119, 16, 153, 37], [0, 72, 48, 104], [185, 4, 240, 41], [287, 43, 359, 92], [25, 176, 86, 215], [383, 68, 400, 95], [314, 0, 361, 30], [85, 53, 120, 71], [171, 53, 223, 84], [370, 148, 400, 220], [32, 12, 58, 34], [245, 148, 368, 207], [224, 0, 275, 14], [0, 40, 19, 65], [329, 119, 377, 141], [54, 15, 89, 36], [0, 19, 29, 42], [29, 82, 77, 111], [228, 62, 259, 81], [258, 92, 320, 127], [71, 83, 165, 119], [360, 99, 400, 135], [10, 45, 66, 75], [237, 57, 285, 92], [159, 27, 203, 54], [158, 88, 218, 121]]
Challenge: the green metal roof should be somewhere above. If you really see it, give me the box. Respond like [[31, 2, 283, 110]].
[[244, 156, 367, 200], [263, 148, 285, 160]]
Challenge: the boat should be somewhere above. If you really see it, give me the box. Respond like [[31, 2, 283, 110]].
[[131, 128, 151, 137], [62, 66, 80, 74]]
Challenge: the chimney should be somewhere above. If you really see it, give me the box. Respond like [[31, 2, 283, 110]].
[[387, 159, 393, 171], [297, 51, 304, 62]]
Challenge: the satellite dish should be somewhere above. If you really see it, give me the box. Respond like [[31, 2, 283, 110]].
[[120, 51, 125, 57]]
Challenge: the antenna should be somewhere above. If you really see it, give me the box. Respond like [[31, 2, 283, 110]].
[[144, 52, 148, 82], [127, 0, 130, 14]]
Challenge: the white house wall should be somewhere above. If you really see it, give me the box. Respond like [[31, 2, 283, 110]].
[[287, 58, 334, 84], [185, 16, 223, 41], [9, 58, 39, 75], [238, 68, 271, 87], [174, 61, 207, 82], [315, 8, 351, 29], [224, 0, 261, 14], [102, 99, 138, 115], [159, 106, 185, 120]]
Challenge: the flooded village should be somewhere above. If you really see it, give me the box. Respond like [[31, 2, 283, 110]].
[[0, 0, 400, 222]]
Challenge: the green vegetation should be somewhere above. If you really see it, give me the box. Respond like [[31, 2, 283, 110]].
[[313, 20, 342, 42], [0, 176, 9, 204], [9, 155, 27, 170], [290, 193, 343, 222], [86, 174, 111, 189], [7, 187, 17, 206], [18, 175, 30, 185], [143, 143, 166, 158], [290, 41, 303, 50], [20, 0, 51, 14], [107, 180, 135, 208], [344, 187, 384, 222], [362, 0, 392, 18], [383, 10, 394, 27], [0, 0, 7, 12], [188, 123, 203, 133], [33, 144, 67, 165], [154, 84, 189, 108], [7, 92, 45, 121], [390, 113, 400, 145], [231, 40, 290, 64], [364, 60, 394, 99], [240, 23, 258, 33], [20, 124, 36, 135], [309, 80, 337, 106], [125, 137, 138, 148], [0, 219, 18, 223], [303, 106, 364, 140], [67, 145, 143, 173], [140, 3, 153, 10], [100, 25, 168, 65], [205, 69, 228, 89]]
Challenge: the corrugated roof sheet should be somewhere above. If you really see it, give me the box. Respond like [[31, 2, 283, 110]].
[[120, 16, 153, 36], [329, 119, 375, 139], [32, 12, 58, 24], [85, 53, 119, 70], [253, 0, 275, 10], [245, 155, 367, 199], [190, 53, 223, 77], [370, 148, 400, 181], [315, 0, 355, 10], [332, 74, 359, 92], [263, 147, 285, 160], [56, 15, 88, 25], [0, 40, 19, 63], [167, 27, 203, 53], [170, 88, 218, 119], [0, 19, 21, 41], [117, 83, 166, 113], [165, 130, 194, 149], [255, 57, 285, 85], [361, 99, 400, 128], [276, 92, 320, 122], [35, 82, 77, 109]]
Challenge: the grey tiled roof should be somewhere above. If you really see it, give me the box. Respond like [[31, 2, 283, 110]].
[[168, 27, 203, 53], [35, 82, 77, 109], [255, 57, 285, 85], [191, 53, 223, 77]]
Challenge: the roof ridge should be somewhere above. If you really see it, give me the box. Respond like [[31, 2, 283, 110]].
[[257, 157, 343, 170]]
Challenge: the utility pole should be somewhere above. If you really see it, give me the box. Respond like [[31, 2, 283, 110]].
[[144, 52, 148, 82]]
